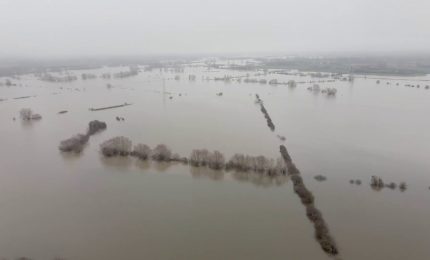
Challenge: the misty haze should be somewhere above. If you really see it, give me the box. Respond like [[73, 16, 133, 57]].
[[1, 0, 430, 260]]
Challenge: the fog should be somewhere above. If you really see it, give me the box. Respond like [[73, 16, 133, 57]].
[[1, 0, 430, 57]]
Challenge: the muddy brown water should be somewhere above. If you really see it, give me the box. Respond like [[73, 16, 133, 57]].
[[0, 66, 429, 259]]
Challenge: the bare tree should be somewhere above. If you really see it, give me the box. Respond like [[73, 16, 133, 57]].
[[132, 144, 151, 160], [20, 108, 33, 120], [100, 136, 132, 156], [208, 150, 225, 169], [287, 80, 297, 88], [59, 134, 89, 153], [190, 149, 210, 166], [87, 120, 107, 135], [151, 144, 172, 161]]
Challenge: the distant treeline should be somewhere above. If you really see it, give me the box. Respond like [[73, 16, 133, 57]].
[[256, 56, 430, 76]]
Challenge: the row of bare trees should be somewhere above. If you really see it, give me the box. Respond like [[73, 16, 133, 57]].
[[255, 94, 275, 131], [99, 137, 286, 176], [280, 145, 338, 256], [370, 176, 407, 191], [39, 73, 78, 82], [113, 67, 139, 78]]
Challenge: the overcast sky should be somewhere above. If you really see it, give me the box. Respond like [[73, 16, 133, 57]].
[[1, 0, 429, 57]]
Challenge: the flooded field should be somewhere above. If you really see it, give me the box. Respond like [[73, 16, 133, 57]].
[[1, 65, 430, 260]]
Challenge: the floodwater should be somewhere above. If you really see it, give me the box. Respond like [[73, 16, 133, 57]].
[[0, 65, 430, 260]]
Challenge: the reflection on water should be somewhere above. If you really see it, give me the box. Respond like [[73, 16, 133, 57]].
[[231, 170, 289, 187], [134, 159, 151, 170], [100, 156, 288, 187], [60, 150, 85, 161], [100, 155, 133, 169], [190, 165, 224, 181], [1, 65, 430, 259]]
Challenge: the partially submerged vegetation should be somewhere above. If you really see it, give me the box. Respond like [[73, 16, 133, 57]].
[[81, 73, 97, 80], [370, 176, 407, 192], [255, 94, 275, 131], [287, 80, 297, 88], [321, 87, 337, 96], [88, 120, 107, 135], [100, 138, 286, 176], [307, 85, 338, 96], [19, 108, 42, 120], [59, 120, 107, 153], [113, 67, 139, 78], [100, 136, 132, 156], [314, 175, 327, 181], [59, 134, 89, 153], [39, 73, 78, 82], [280, 145, 338, 255]]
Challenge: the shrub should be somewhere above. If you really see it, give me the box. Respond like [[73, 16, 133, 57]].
[[190, 149, 210, 166], [87, 120, 107, 135], [151, 144, 172, 161], [254, 155, 269, 172], [324, 88, 337, 96], [287, 163, 300, 175], [279, 145, 292, 163], [306, 205, 322, 222], [294, 184, 314, 204], [20, 108, 33, 120], [370, 176, 384, 189], [226, 153, 246, 170], [291, 174, 303, 186], [314, 175, 327, 181], [208, 150, 225, 169], [132, 144, 151, 159], [59, 134, 89, 153], [386, 182, 397, 189], [100, 136, 132, 156], [20, 108, 42, 120], [287, 80, 297, 88], [268, 79, 278, 85], [270, 157, 287, 176]]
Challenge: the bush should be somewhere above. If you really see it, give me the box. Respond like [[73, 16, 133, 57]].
[[87, 120, 107, 135], [325, 88, 337, 96], [306, 205, 322, 222], [100, 136, 132, 156], [279, 145, 292, 163], [152, 144, 172, 161], [208, 150, 225, 169], [386, 182, 397, 189], [287, 80, 297, 88], [269, 158, 287, 176], [190, 149, 210, 166], [287, 163, 300, 175], [132, 144, 151, 159], [268, 79, 278, 85], [370, 176, 384, 189], [399, 182, 407, 191], [227, 153, 276, 172], [314, 175, 327, 181], [59, 134, 89, 153], [294, 184, 314, 204], [20, 108, 33, 120], [291, 174, 303, 186]]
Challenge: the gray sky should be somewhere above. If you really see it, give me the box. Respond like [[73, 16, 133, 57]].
[[1, 0, 429, 57]]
